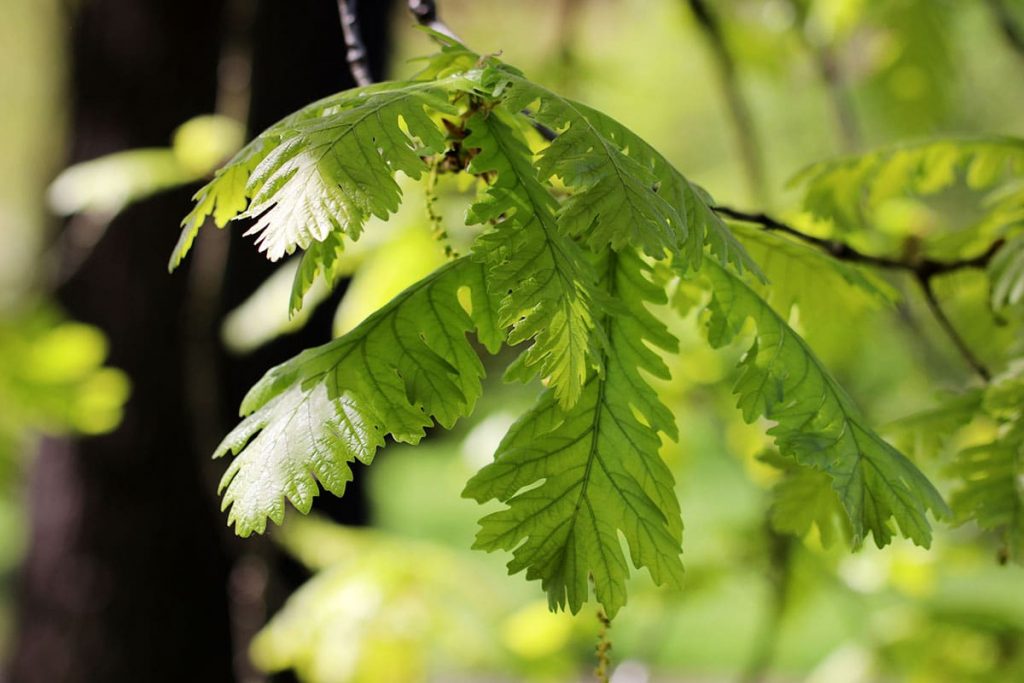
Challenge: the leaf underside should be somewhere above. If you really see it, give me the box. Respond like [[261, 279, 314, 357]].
[[215, 257, 500, 536]]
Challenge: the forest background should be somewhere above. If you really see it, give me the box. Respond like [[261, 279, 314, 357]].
[[2, 1, 1024, 682]]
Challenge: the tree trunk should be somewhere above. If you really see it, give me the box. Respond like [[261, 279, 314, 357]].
[[7, 2, 394, 682]]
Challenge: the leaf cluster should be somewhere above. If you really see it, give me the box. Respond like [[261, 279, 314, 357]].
[[173, 38, 948, 616]]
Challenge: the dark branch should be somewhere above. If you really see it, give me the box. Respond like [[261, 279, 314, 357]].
[[915, 273, 992, 381], [338, 0, 373, 86], [714, 204, 1001, 381], [686, 0, 767, 203], [713, 205, 1004, 277], [408, 0, 460, 40]]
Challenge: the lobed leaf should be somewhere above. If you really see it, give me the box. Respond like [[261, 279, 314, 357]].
[[760, 450, 850, 549], [949, 430, 1024, 563], [481, 68, 759, 275], [464, 249, 683, 618], [730, 222, 896, 325], [215, 257, 500, 536], [170, 80, 462, 269], [702, 260, 950, 547], [792, 137, 1024, 233], [465, 110, 602, 408]]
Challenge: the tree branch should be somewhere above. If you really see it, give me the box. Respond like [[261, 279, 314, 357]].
[[686, 0, 767, 204], [915, 273, 992, 381], [714, 204, 1001, 381], [713, 206, 1003, 276], [338, 0, 372, 86]]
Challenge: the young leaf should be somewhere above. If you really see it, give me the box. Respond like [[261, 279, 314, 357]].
[[464, 110, 602, 408], [702, 260, 950, 548], [215, 257, 500, 536], [464, 249, 683, 618], [950, 365, 1024, 562], [885, 391, 984, 459]]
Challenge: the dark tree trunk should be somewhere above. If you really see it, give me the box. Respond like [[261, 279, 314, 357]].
[[6, 1, 233, 681], [7, 2, 394, 682]]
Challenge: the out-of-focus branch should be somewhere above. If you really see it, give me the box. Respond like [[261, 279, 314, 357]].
[[812, 45, 861, 151], [338, 0, 372, 86], [788, 0, 861, 151], [739, 524, 794, 683], [986, 0, 1024, 63], [552, 0, 585, 93], [685, 0, 767, 204], [715, 205, 1000, 381]]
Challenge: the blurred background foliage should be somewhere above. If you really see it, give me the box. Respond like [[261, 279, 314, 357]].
[[3, 0, 1024, 681]]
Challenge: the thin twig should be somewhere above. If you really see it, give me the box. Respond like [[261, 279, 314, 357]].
[[338, 0, 373, 86], [915, 272, 992, 381], [738, 524, 793, 683], [986, 0, 1024, 63], [686, 0, 767, 204], [552, 0, 585, 94], [787, 1, 861, 151], [408, 0, 460, 40], [714, 204, 1001, 381], [595, 609, 612, 683], [813, 45, 861, 152]]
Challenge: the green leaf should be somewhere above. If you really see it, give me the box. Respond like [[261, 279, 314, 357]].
[[885, 391, 984, 459], [949, 364, 1024, 562], [170, 80, 462, 270], [169, 139, 270, 271], [791, 137, 1024, 233], [949, 427, 1024, 563], [240, 83, 455, 261], [730, 222, 896, 324], [465, 110, 602, 408], [702, 260, 950, 548], [215, 257, 500, 536], [464, 249, 683, 618], [759, 450, 849, 548], [289, 232, 347, 317], [483, 68, 758, 275]]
